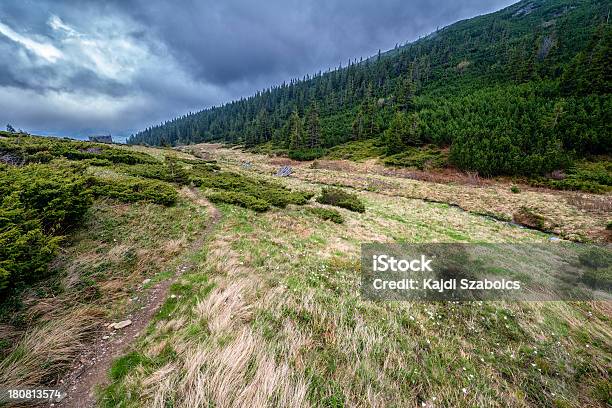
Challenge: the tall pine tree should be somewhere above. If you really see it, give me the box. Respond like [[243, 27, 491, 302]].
[[288, 111, 304, 150], [304, 103, 322, 148]]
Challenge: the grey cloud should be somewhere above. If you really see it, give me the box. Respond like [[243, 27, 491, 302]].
[[0, 0, 516, 138]]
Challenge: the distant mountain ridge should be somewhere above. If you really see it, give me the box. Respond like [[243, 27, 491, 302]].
[[129, 0, 610, 176]]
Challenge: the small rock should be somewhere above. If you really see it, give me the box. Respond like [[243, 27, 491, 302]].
[[142, 278, 151, 285], [102, 335, 109, 340], [110, 320, 132, 330]]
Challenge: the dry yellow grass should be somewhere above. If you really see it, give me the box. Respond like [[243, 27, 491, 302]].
[[5, 143, 607, 407], [0, 308, 102, 388], [102, 152, 610, 407], [95, 146, 612, 407], [0, 192, 211, 401], [185, 144, 610, 242]]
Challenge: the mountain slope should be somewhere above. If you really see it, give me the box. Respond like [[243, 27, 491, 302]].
[[128, 0, 611, 176]]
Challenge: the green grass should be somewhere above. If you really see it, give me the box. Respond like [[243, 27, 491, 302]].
[[3, 136, 609, 408], [99, 178, 610, 407]]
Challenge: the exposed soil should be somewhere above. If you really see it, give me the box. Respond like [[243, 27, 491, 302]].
[[52, 189, 221, 408]]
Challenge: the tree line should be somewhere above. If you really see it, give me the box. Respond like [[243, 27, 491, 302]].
[[128, 0, 611, 176]]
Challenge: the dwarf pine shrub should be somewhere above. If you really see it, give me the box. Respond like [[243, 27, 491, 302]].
[[208, 191, 270, 212], [90, 178, 178, 206], [0, 163, 92, 291], [317, 187, 365, 213], [308, 207, 344, 223]]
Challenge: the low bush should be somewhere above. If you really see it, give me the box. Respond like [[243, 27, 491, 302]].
[[511, 185, 521, 194], [0, 163, 92, 291], [544, 178, 609, 193], [90, 178, 178, 206], [529, 161, 611, 193], [0, 135, 158, 166], [86, 158, 113, 167], [288, 148, 327, 161], [325, 139, 385, 162], [0, 162, 93, 232], [194, 170, 312, 210], [0, 194, 60, 291], [308, 207, 344, 224], [208, 191, 270, 212], [316, 188, 365, 213], [122, 157, 190, 185], [173, 156, 220, 168], [384, 146, 448, 170]]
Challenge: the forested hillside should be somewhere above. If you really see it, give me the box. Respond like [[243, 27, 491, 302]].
[[128, 0, 611, 176]]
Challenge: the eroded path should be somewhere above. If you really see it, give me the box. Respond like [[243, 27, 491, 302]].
[[55, 188, 221, 408]]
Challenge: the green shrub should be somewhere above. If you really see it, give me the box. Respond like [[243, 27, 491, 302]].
[[527, 160, 611, 193], [86, 158, 113, 166], [325, 139, 385, 161], [194, 170, 312, 209], [0, 163, 92, 291], [316, 188, 365, 213], [122, 157, 190, 185], [208, 191, 270, 212], [384, 146, 448, 169], [308, 207, 344, 223], [288, 148, 327, 161], [0, 135, 158, 166], [191, 162, 221, 172], [607, 221, 612, 231], [511, 185, 521, 194], [29, 150, 54, 163], [0, 193, 60, 290], [0, 136, 184, 295], [91, 178, 177, 206], [530, 175, 610, 193], [572, 161, 612, 186], [164, 157, 190, 184], [0, 163, 93, 232], [173, 156, 219, 167]]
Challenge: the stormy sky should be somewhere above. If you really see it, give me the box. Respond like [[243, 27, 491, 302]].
[[0, 0, 516, 141]]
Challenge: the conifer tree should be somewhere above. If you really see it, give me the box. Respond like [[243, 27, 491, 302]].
[[384, 112, 408, 154], [288, 111, 304, 150], [352, 83, 378, 140], [304, 103, 322, 148], [396, 76, 415, 111]]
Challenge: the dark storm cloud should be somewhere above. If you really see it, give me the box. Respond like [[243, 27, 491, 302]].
[[0, 0, 516, 139]]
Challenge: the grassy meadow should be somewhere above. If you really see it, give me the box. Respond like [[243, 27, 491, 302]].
[[0, 136, 609, 407], [99, 144, 610, 408]]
